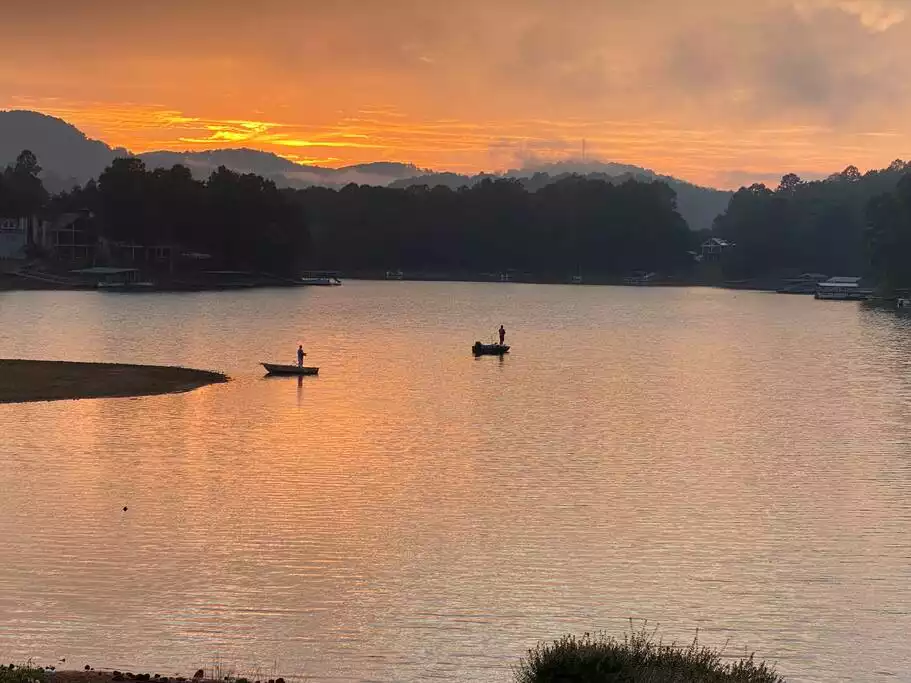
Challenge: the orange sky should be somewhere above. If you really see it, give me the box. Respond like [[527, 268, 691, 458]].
[[2, 0, 911, 188]]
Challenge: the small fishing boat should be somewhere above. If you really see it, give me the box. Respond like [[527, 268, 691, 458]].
[[261, 363, 320, 376], [472, 342, 510, 356]]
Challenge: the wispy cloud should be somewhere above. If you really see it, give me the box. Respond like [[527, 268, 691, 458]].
[[4, 1, 911, 187]]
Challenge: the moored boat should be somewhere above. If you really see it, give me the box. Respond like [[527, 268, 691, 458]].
[[261, 363, 320, 376], [299, 271, 342, 286], [472, 342, 510, 356]]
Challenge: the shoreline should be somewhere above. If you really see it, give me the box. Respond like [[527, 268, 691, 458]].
[[0, 360, 228, 404], [0, 271, 786, 293], [47, 671, 262, 683]]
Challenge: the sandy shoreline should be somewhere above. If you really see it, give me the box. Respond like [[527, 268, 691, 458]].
[[47, 672, 278, 683], [0, 359, 228, 404]]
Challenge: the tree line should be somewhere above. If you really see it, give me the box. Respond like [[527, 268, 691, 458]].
[[48, 157, 309, 273], [8, 147, 911, 289], [297, 176, 693, 275], [710, 161, 911, 285], [7, 151, 695, 277]]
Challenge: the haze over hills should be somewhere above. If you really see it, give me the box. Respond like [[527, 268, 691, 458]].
[[1, 109, 730, 229], [390, 164, 732, 234]]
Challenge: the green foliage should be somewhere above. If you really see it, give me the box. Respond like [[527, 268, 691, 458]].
[[299, 175, 693, 275], [81, 159, 309, 274], [0, 148, 693, 277], [0, 664, 48, 683], [865, 173, 911, 291], [713, 162, 911, 278], [515, 629, 784, 683]]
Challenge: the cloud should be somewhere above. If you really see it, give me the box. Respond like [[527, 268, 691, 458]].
[[795, 0, 908, 30], [4, 0, 911, 187]]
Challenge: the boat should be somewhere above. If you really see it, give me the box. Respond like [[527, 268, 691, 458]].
[[299, 271, 341, 286], [97, 280, 155, 291], [385, 270, 404, 280], [261, 363, 320, 376], [472, 342, 510, 356], [623, 271, 658, 286], [72, 266, 155, 290]]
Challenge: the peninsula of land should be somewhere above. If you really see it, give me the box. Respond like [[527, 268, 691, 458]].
[[0, 359, 228, 404]]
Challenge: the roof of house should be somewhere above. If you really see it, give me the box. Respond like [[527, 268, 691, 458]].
[[701, 238, 732, 247], [818, 279, 864, 288], [52, 211, 92, 230], [71, 267, 140, 275]]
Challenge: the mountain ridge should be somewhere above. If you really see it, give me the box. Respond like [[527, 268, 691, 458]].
[[1, 109, 731, 229]]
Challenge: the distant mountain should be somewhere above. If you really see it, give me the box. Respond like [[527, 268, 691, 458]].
[[0, 111, 427, 190], [0, 110, 123, 192], [138, 150, 424, 187], [1, 109, 730, 228], [139, 148, 310, 176]]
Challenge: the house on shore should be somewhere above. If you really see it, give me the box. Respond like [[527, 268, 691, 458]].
[[778, 272, 829, 294], [33, 210, 98, 262], [815, 276, 873, 301], [0, 216, 37, 260], [700, 238, 734, 262]]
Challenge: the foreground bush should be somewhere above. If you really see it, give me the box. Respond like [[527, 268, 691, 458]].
[[515, 629, 785, 683], [0, 665, 47, 683]]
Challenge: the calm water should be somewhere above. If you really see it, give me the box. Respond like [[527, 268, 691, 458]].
[[1, 282, 910, 682]]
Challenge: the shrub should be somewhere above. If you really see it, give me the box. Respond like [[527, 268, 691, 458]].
[[0, 665, 48, 683], [515, 627, 785, 683]]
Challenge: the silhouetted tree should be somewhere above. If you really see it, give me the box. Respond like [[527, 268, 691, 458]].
[[866, 173, 911, 291], [712, 162, 911, 278], [0, 149, 48, 216], [294, 175, 691, 276], [90, 158, 308, 274]]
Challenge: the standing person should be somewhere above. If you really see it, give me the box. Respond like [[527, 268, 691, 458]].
[[498, 325, 506, 346], [297, 344, 305, 367]]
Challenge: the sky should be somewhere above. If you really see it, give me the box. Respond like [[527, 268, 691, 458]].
[[2, 0, 911, 188]]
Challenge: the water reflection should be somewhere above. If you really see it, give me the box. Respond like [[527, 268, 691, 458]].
[[0, 284, 910, 683]]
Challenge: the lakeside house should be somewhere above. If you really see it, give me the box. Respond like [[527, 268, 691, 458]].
[[778, 272, 829, 294], [815, 276, 873, 300], [99, 239, 176, 266], [700, 238, 734, 262], [2, 211, 97, 262], [0, 216, 34, 259], [33, 210, 98, 262]]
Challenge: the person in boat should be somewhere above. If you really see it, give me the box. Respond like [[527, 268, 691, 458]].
[[498, 325, 506, 346], [297, 344, 305, 367]]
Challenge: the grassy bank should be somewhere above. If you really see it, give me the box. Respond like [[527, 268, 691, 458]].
[[1, 667, 278, 683], [0, 359, 228, 404], [1, 666, 47, 683], [1, 629, 785, 683], [516, 630, 784, 683]]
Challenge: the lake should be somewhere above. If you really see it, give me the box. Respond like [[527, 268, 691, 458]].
[[1, 282, 910, 683]]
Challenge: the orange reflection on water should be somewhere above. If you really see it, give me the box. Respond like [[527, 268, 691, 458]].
[[1, 284, 911, 681]]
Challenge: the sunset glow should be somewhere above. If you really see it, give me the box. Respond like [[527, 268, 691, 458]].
[[3, 0, 911, 188]]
